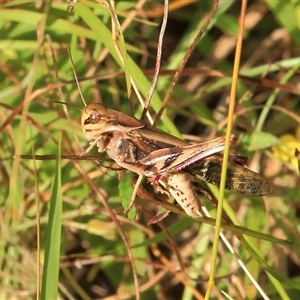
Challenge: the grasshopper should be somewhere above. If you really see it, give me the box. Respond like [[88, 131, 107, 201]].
[[81, 102, 270, 218]]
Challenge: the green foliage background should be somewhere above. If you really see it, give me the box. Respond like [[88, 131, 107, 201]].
[[0, 1, 300, 299]]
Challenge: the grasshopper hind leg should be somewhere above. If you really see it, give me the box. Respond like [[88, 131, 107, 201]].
[[158, 173, 204, 218]]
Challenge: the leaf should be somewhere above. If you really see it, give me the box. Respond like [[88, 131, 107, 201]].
[[86, 219, 117, 240], [41, 136, 62, 299], [118, 171, 136, 219], [248, 131, 280, 151]]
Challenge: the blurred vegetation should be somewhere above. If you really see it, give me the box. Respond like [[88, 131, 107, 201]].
[[1, 0, 300, 299]]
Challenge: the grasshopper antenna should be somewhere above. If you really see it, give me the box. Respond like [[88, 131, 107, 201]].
[[53, 100, 81, 112], [67, 47, 87, 107]]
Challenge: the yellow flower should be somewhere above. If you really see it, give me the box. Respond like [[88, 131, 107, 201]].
[[272, 127, 300, 172]]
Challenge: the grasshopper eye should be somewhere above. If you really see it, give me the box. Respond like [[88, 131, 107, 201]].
[[87, 109, 101, 124], [82, 103, 107, 128]]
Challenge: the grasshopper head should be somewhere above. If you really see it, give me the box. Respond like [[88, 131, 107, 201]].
[[81, 102, 108, 142]]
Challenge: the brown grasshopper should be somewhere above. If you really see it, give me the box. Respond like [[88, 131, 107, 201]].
[[81, 102, 270, 218]]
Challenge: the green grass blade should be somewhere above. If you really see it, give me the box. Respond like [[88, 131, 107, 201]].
[[40, 136, 62, 299], [75, 3, 179, 135]]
